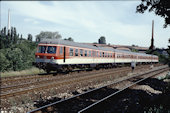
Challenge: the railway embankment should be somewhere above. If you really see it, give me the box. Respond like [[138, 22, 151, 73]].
[[1, 65, 169, 113], [92, 72, 170, 113], [31, 66, 170, 113]]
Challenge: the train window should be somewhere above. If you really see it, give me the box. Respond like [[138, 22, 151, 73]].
[[105, 53, 107, 57], [89, 51, 91, 57], [80, 49, 83, 56], [60, 47, 63, 54], [69, 48, 74, 56], [38, 46, 47, 53], [75, 49, 79, 56], [85, 50, 87, 57], [47, 46, 56, 54], [92, 51, 96, 57], [100, 52, 102, 57]]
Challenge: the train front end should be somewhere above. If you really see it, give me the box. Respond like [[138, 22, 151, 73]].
[[34, 43, 59, 73]]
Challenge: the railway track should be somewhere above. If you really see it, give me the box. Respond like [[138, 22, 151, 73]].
[[0, 67, 128, 92], [0, 65, 152, 99], [27, 65, 168, 113], [1, 65, 150, 89], [1, 64, 155, 87], [1, 64, 160, 85], [0, 67, 131, 99], [1, 69, 89, 85]]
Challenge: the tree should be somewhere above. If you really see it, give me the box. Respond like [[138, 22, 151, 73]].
[[10, 27, 14, 42], [20, 34, 23, 39], [27, 34, 33, 42], [64, 37, 74, 41], [36, 37, 40, 43], [0, 52, 9, 72], [6, 48, 23, 71], [136, 0, 170, 28], [167, 38, 170, 66], [0, 26, 37, 72], [13, 27, 18, 44], [98, 36, 106, 44], [36, 31, 62, 42], [131, 48, 139, 52], [4, 27, 6, 36]]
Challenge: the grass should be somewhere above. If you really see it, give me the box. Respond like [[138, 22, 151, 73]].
[[0, 67, 45, 77]]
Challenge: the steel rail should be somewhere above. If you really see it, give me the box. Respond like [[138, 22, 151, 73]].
[[27, 65, 168, 113], [1, 66, 130, 85], [1, 64, 153, 83], [0, 67, 132, 99], [1, 65, 150, 91], [78, 66, 168, 113], [0, 67, 131, 93]]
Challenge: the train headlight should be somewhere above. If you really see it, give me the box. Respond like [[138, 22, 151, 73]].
[[37, 56, 40, 58], [51, 57, 54, 60]]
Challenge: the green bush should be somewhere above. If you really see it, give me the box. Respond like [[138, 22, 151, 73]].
[[165, 72, 170, 79], [0, 40, 37, 72], [0, 52, 9, 72]]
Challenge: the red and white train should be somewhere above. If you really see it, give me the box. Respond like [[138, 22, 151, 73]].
[[34, 39, 158, 73]]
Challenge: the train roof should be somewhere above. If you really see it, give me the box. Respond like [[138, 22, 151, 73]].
[[40, 39, 157, 57]]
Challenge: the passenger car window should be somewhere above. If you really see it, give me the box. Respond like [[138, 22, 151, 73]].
[[92, 51, 96, 57], [38, 46, 47, 53], [60, 47, 63, 54], [89, 51, 91, 57], [105, 53, 107, 57], [47, 46, 56, 54], [69, 48, 74, 56], [85, 50, 87, 56], [75, 49, 79, 56], [80, 49, 83, 56]]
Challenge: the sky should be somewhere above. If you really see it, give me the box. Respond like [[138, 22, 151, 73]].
[[1, 1, 170, 48]]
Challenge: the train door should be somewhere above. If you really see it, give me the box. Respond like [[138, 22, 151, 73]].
[[64, 46, 66, 63]]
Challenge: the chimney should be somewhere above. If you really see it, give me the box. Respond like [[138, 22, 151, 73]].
[[149, 20, 155, 50]]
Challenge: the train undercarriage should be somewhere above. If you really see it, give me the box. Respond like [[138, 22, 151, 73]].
[[33, 62, 157, 74]]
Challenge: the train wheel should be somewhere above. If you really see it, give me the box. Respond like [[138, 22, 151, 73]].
[[46, 69, 51, 74]]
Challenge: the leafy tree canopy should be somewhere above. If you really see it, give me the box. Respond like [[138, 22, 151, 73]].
[[167, 38, 170, 66], [0, 52, 10, 72], [27, 34, 33, 42], [136, 0, 170, 28], [36, 31, 62, 42], [64, 37, 74, 41], [0, 26, 37, 72], [98, 36, 106, 44]]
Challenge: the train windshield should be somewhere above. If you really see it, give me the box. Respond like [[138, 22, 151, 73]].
[[38, 46, 47, 53], [38, 46, 56, 54], [47, 46, 56, 54]]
